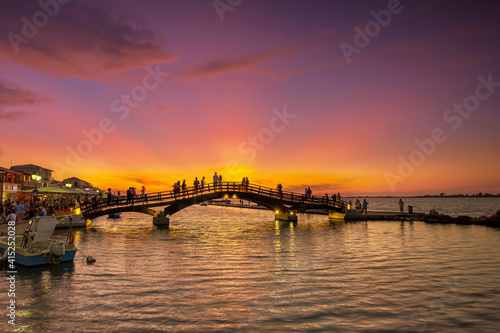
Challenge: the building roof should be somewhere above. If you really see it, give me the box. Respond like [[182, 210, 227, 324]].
[[62, 176, 93, 187], [11, 164, 53, 172], [0, 166, 23, 175], [63, 176, 85, 182]]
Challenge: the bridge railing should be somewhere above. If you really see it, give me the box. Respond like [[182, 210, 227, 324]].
[[81, 182, 348, 215]]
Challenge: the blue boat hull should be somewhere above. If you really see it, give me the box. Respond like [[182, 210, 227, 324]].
[[0, 248, 77, 267]]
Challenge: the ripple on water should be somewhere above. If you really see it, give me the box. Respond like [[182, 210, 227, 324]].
[[2, 205, 500, 332]]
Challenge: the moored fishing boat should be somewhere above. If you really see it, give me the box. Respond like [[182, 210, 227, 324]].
[[0, 216, 77, 267]]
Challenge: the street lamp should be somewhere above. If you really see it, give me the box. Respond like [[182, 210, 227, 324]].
[[31, 174, 41, 186], [0, 169, 4, 203], [31, 174, 41, 202]]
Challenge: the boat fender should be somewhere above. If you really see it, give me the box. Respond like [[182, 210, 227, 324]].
[[86, 256, 96, 264], [69, 232, 75, 244]]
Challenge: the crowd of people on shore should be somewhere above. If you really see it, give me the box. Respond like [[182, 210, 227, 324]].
[[0, 198, 78, 223]]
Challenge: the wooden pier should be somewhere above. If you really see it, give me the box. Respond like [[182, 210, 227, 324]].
[[344, 209, 425, 221]]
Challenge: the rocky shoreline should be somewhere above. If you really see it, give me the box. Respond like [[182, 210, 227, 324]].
[[423, 209, 500, 228]]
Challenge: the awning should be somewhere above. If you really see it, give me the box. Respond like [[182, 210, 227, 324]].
[[22, 186, 73, 194]]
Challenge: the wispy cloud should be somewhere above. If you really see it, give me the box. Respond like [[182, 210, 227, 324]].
[[0, 110, 28, 122], [0, 80, 52, 106], [186, 47, 297, 79], [132, 103, 178, 115], [0, 80, 52, 122], [0, 0, 177, 81]]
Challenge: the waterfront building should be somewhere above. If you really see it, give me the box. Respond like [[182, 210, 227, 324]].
[[11, 164, 53, 188], [0, 166, 22, 201], [63, 177, 93, 190]]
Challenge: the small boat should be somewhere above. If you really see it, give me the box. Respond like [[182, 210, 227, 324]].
[[107, 212, 122, 219], [54, 206, 91, 228], [0, 216, 77, 267], [55, 214, 91, 228]]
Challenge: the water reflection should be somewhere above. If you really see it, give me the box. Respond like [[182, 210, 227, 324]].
[[2, 205, 500, 332]]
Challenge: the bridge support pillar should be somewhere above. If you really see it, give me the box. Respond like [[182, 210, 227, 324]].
[[153, 211, 170, 228], [329, 211, 346, 220], [275, 211, 298, 222]]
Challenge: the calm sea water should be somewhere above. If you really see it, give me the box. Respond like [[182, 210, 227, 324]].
[[1, 198, 500, 333]]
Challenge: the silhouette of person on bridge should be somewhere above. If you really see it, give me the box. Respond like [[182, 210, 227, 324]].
[[126, 188, 132, 204], [213, 172, 218, 191], [107, 188, 112, 206], [194, 177, 199, 194], [173, 182, 178, 197]]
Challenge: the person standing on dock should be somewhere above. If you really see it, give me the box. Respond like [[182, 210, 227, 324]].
[[182, 180, 186, 194], [355, 199, 361, 210], [201, 177, 205, 192], [361, 199, 369, 215], [399, 198, 404, 214]]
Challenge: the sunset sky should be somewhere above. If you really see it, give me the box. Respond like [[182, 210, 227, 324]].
[[1, 0, 499, 196]]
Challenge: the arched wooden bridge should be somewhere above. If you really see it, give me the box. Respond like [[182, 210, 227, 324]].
[[80, 182, 348, 220]]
